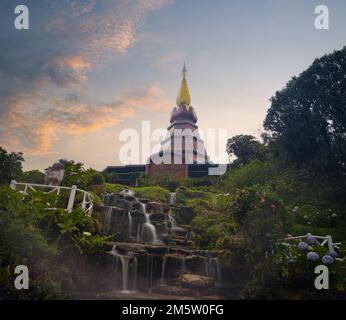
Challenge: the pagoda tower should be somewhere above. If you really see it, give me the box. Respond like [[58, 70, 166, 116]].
[[146, 64, 209, 179]]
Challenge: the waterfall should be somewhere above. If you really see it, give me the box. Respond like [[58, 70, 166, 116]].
[[181, 257, 186, 272], [140, 203, 158, 242], [109, 246, 137, 293], [136, 224, 141, 242], [109, 246, 129, 292], [132, 256, 138, 290], [168, 210, 177, 228], [213, 257, 222, 285], [128, 211, 132, 239], [204, 257, 210, 277], [146, 254, 154, 292], [103, 207, 112, 235], [169, 192, 176, 205], [161, 255, 167, 282], [204, 256, 222, 284]]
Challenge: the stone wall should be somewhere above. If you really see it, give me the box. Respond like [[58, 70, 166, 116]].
[[146, 163, 188, 179]]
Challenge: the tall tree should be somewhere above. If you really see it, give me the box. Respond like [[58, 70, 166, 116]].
[[0, 147, 24, 184], [264, 47, 346, 174], [226, 135, 267, 167]]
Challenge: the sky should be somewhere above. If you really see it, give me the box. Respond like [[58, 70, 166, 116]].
[[0, 0, 345, 171]]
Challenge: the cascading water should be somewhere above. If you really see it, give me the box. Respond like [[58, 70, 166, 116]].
[[169, 192, 176, 205], [181, 257, 186, 272], [136, 224, 141, 242], [103, 207, 112, 235], [100, 190, 224, 297], [213, 257, 222, 285], [128, 211, 132, 239], [161, 256, 167, 282], [132, 256, 138, 290], [109, 245, 137, 293], [146, 254, 154, 292], [140, 203, 158, 242], [204, 255, 222, 284], [168, 210, 177, 228]]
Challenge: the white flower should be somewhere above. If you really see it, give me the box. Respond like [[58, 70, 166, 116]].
[[83, 232, 91, 237]]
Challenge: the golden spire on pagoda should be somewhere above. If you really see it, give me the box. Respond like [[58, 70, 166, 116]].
[[176, 63, 191, 108]]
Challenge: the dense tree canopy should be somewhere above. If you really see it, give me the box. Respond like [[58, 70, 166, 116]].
[[0, 147, 24, 184], [264, 47, 346, 173], [226, 135, 267, 167]]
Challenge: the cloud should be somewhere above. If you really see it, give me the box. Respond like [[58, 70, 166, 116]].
[[0, 0, 173, 155], [0, 85, 170, 155], [78, 0, 173, 55]]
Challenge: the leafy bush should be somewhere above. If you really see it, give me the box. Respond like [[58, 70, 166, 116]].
[[88, 172, 105, 186], [20, 170, 45, 184], [133, 186, 170, 203], [88, 183, 125, 198], [104, 172, 119, 184], [0, 186, 107, 299], [138, 175, 184, 192], [192, 211, 237, 250], [0, 147, 24, 184], [224, 160, 275, 193]]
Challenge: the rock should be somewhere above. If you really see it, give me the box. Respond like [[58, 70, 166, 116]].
[[170, 248, 194, 256], [170, 227, 187, 237], [147, 202, 170, 214], [150, 212, 166, 223], [152, 284, 198, 296], [180, 273, 213, 291], [185, 255, 207, 273], [173, 206, 195, 224], [143, 244, 169, 255], [119, 189, 135, 198]]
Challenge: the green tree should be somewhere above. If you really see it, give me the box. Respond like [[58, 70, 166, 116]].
[[226, 135, 267, 167], [264, 47, 346, 174], [56, 159, 89, 188], [88, 172, 105, 186], [21, 170, 45, 184], [0, 147, 24, 184]]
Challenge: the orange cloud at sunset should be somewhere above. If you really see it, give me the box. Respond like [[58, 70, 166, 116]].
[[63, 56, 91, 71], [0, 85, 170, 156]]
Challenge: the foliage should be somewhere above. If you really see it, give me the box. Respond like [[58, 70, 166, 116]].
[[88, 183, 125, 198], [224, 160, 275, 193], [0, 147, 24, 184], [20, 170, 45, 184], [133, 186, 170, 203], [244, 241, 346, 299], [138, 175, 185, 192], [88, 172, 105, 186], [264, 47, 346, 176], [0, 186, 107, 299], [192, 211, 237, 250], [230, 186, 289, 248], [226, 135, 268, 167], [103, 172, 119, 184], [57, 159, 93, 189]]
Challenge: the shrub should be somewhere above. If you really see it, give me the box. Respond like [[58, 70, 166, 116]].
[[88, 172, 105, 186], [138, 175, 184, 192], [20, 170, 46, 184], [133, 186, 170, 203], [192, 211, 237, 250], [0, 186, 108, 299]]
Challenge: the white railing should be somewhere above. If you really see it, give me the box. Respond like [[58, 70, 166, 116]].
[[281, 233, 341, 255], [9, 180, 94, 216]]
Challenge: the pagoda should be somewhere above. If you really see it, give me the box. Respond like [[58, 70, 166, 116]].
[[146, 64, 209, 179]]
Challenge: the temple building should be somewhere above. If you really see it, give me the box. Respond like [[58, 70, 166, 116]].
[[146, 64, 209, 179], [104, 65, 225, 184]]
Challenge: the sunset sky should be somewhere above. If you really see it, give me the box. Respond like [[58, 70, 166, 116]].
[[0, 0, 345, 171]]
